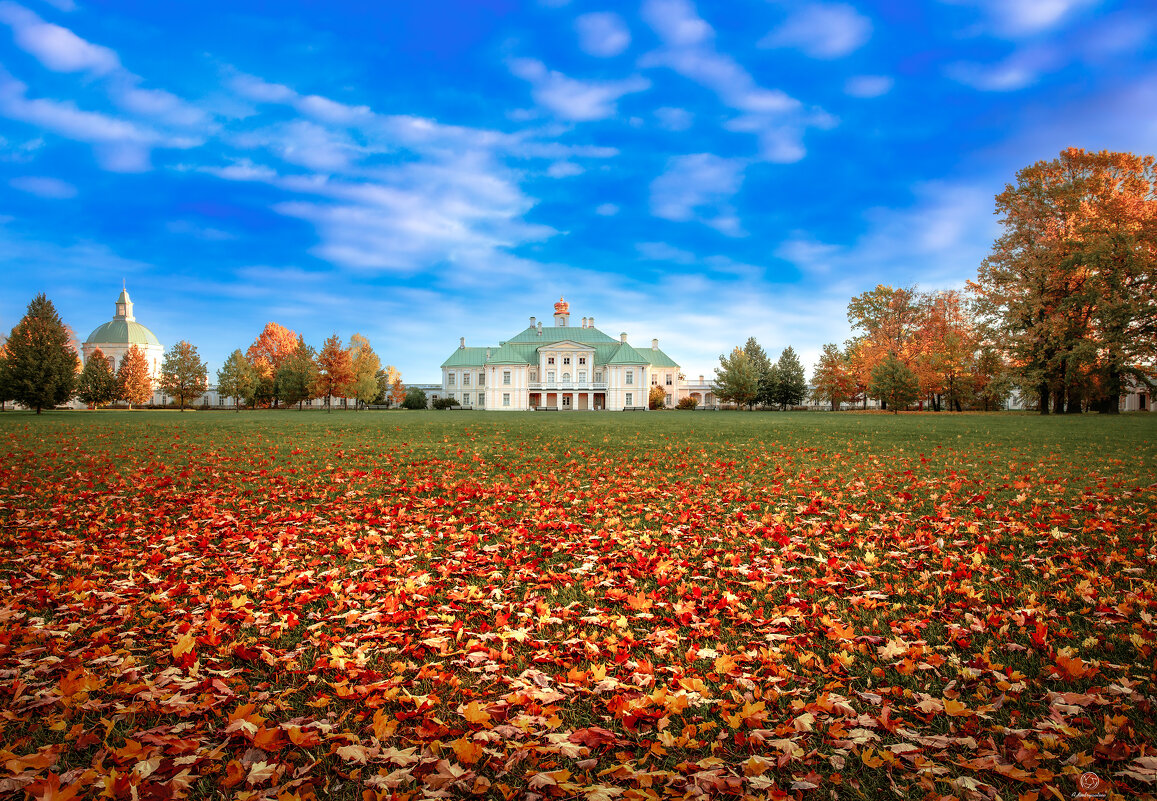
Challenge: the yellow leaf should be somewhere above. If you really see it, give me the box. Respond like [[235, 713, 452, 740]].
[[171, 633, 196, 659], [944, 699, 971, 717]]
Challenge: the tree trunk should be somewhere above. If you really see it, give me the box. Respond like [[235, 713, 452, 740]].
[[1066, 389, 1082, 414], [1052, 388, 1065, 417], [1038, 382, 1049, 414]]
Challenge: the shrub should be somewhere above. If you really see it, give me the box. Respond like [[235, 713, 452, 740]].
[[676, 396, 699, 410]]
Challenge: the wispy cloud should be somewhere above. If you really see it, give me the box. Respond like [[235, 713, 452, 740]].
[[650, 153, 746, 236], [0, 1, 119, 74], [574, 12, 631, 58], [9, 174, 76, 197], [508, 57, 649, 121], [759, 3, 873, 59], [639, 0, 832, 162], [844, 75, 894, 98], [946, 46, 1058, 91], [942, 0, 1103, 37], [636, 241, 697, 264]]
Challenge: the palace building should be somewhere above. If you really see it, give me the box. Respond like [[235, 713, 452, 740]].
[[440, 298, 682, 410], [82, 286, 164, 381]]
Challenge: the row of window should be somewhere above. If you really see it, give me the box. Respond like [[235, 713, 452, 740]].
[[450, 367, 673, 388], [447, 371, 486, 387], [546, 355, 587, 366]]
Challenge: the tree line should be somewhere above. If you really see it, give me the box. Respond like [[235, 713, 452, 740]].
[[0, 300, 412, 412], [714, 148, 1154, 414]]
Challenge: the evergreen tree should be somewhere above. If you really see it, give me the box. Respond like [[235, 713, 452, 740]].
[[216, 349, 257, 410], [4, 294, 78, 414], [159, 340, 208, 410], [868, 352, 920, 414], [402, 386, 427, 409], [275, 336, 320, 409], [117, 345, 153, 409], [76, 348, 117, 407], [0, 340, 13, 411], [771, 346, 808, 409], [743, 337, 773, 407], [712, 347, 760, 409], [810, 343, 854, 411]]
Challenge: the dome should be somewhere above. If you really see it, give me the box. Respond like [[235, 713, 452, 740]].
[[554, 296, 569, 314], [84, 319, 162, 347]]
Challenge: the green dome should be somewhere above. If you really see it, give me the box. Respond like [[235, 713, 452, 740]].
[[85, 319, 161, 347]]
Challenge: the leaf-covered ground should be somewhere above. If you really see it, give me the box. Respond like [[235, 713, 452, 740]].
[[1, 411, 1155, 801]]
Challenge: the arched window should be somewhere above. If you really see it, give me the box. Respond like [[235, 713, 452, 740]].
[[562, 372, 571, 382]]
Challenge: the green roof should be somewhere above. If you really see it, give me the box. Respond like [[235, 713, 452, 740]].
[[440, 347, 490, 368], [84, 319, 161, 347], [486, 343, 536, 365], [606, 343, 649, 364], [641, 348, 680, 368], [506, 325, 619, 345]]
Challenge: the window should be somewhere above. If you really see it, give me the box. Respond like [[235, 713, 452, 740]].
[[548, 356, 555, 365], [107, 356, 116, 371], [503, 370, 511, 385], [448, 373, 455, 386], [528, 370, 536, 381], [547, 370, 555, 383], [478, 394, 485, 408], [478, 372, 485, 386], [463, 373, 470, 386], [578, 370, 586, 383], [666, 373, 673, 386], [626, 371, 633, 385], [563, 356, 571, 365], [503, 393, 511, 407], [626, 393, 633, 406], [579, 357, 586, 365], [651, 375, 658, 386], [562, 372, 570, 382], [595, 371, 602, 382], [562, 395, 571, 407], [666, 394, 672, 406]]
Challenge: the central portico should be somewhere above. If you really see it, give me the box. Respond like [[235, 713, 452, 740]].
[[440, 298, 681, 411]]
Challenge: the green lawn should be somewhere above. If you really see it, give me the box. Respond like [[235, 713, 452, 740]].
[[0, 409, 1154, 799]]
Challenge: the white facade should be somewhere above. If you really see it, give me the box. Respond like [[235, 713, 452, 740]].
[[81, 287, 164, 382], [440, 299, 682, 411]]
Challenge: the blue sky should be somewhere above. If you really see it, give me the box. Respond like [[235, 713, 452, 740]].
[[1, 0, 1154, 382]]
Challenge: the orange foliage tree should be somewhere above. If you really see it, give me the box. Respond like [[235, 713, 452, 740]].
[[971, 148, 1157, 413], [316, 333, 354, 409], [246, 322, 298, 408], [116, 344, 152, 409]]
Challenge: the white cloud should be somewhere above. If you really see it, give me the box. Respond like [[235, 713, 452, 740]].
[[595, 203, 619, 216], [575, 12, 630, 57], [508, 57, 649, 121], [650, 153, 746, 235], [546, 161, 583, 178], [942, 0, 1102, 37], [639, 0, 830, 162], [0, 2, 119, 74], [946, 46, 1057, 91], [9, 174, 75, 197], [759, 3, 872, 59], [636, 241, 696, 263], [844, 75, 893, 98], [655, 106, 693, 130]]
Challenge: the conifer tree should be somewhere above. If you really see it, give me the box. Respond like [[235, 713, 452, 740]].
[[77, 348, 117, 408], [4, 294, 78, 413], [159, 340, 208, 410], [117, 344, 153, 409], [771, 346, 808, 409], [743, 337, 774, 407]]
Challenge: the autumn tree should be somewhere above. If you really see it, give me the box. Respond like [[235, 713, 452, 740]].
[[648, 384, 666, 410], [117, 345, 153, 409], [770, 347, 807, 409], [347, 334, 381, 409], [971, 345, 1013, 412], [869, 352, 920, 414], [76, 348, 117, 408], [713, 347, 759, 409], [0, 340, 11, 411], [375, 365, 402, 406], [316, 333, 354, 409], [390, 377, 407, 408], [4, 294, 78, 414], [914, 290, 979, 411], [247, 322, 298, 408], [159, 340, 208, 411], [216, 349, 257, 410], [810, 343, 854, 411], [971, 148, 1157, 414], [276, 336, 320, 409]]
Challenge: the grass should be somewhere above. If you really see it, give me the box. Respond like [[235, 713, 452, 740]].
[[0, 409, 1154, 800]]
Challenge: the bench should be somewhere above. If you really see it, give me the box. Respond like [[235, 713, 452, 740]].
[[535, 406, 559, 411], [621, 406, 647, 411]]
